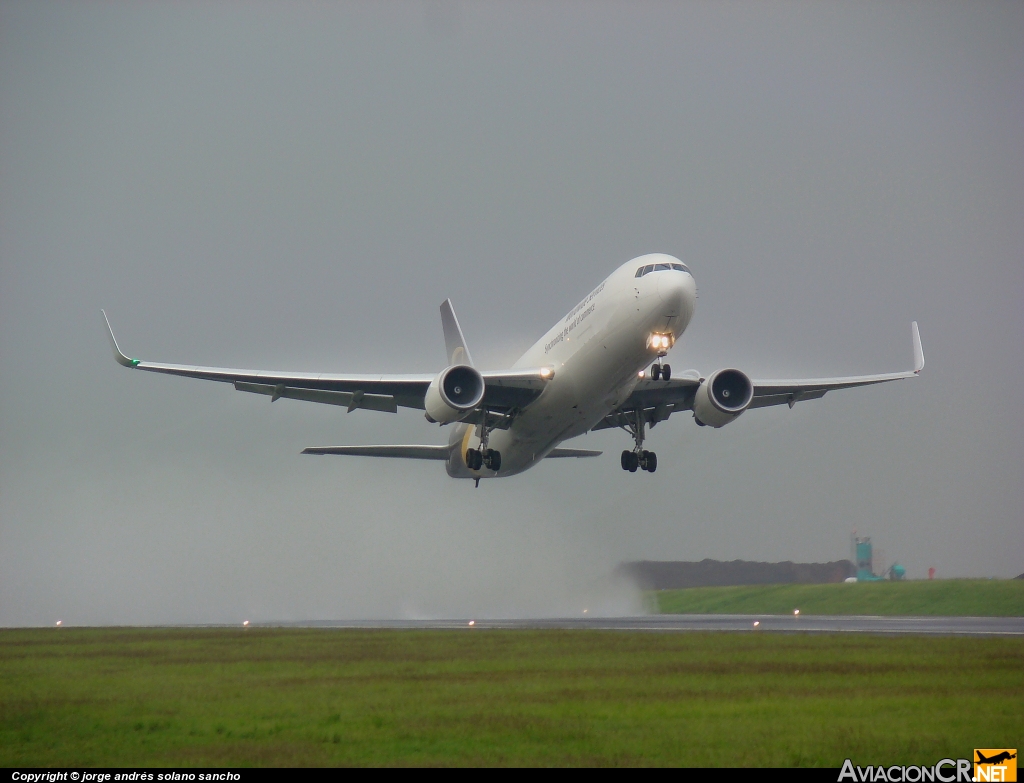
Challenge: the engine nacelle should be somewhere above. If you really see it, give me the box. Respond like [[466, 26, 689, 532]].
[[424, 365, 485, 424], [693, 368, 753, 428]]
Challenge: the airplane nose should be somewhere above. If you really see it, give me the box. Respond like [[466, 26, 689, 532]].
[[657, 270, 696, 316]]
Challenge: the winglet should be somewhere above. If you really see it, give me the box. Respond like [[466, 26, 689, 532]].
[[440, 299, 474, 367], [911, 321, 924, 374], [101, 310, 139, 367]]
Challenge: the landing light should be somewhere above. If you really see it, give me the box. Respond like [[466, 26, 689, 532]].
[[648, 333, 673, 352], [793, 609, 800, 616], [468, 620, 475, 626], [55, 620, 62, 627], [540, 367, 552, 378], [243, 620, 250, 627]]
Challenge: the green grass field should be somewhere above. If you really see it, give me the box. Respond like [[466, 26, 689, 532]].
[[653, 579, 1024, 616], [1, 628, 1021, 766]]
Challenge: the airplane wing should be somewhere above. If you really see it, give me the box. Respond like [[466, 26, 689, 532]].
[[594, 322, 924, 431], [102, 311, 547, 415]]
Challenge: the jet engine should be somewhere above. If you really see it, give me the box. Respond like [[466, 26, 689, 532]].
[[424, 364, 485, 424], [693, 368, 753, 427]]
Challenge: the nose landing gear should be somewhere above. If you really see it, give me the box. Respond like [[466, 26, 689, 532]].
[[618, 409, 657, 473], [648, 332, 674, 382], [650, 363, 671, 381]]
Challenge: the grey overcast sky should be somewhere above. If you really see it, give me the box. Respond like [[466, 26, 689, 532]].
[[1, 1, 1021, 625]]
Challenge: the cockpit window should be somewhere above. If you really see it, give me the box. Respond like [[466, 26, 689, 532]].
[[636, 261, 691, 277]]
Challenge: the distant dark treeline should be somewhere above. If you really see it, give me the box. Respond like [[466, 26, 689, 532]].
[[619, 559, 856, 589]]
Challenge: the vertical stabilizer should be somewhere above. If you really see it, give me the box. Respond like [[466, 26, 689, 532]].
[[440, 299, 474, 367]]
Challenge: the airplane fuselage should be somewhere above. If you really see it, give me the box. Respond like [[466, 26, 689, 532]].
[[446, 254, 697, 478]]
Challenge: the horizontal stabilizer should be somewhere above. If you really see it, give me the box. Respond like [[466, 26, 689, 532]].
[[302, 445, 449, 460], [546, 448, 602, 458]]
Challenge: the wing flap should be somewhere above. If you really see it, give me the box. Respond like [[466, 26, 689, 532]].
[[481, 367, 555, 390], [234, 382, 397, 413], [592, 373, 701, 432], [479, 367, 554, 410], [747, 389, 827, 410]]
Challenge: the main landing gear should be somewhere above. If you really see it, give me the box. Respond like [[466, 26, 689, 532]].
[[466, 416, 501, 473], [620, 449, 657, 473], [619, 409, 657, 473], [465, 447, 500, 472]]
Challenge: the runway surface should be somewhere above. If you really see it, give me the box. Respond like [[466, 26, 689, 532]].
[[283, 614, 1024, 636]]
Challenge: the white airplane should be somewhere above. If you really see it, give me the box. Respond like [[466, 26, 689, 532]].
[[103, 253, 924, 485]]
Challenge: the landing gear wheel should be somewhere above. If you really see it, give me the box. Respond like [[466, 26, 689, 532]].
[[483, 449, 501, 471], [645, 452, 657, 473], [651, 364, 661, 381], [661, 364, 671, 381], [466, 448, 483, 471], [621, 450, 639, 472]]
